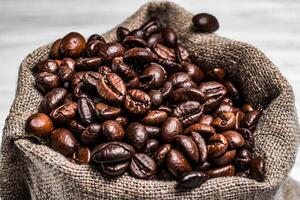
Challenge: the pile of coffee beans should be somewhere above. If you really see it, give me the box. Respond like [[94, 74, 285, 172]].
[[26, 14, 265, 189]]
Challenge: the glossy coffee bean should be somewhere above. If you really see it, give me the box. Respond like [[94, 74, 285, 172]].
[[214, 102, 236, 116], [111, 57, 137, 81], [161, 27, 177, 48], [128, 29, 145, 38], [98, 42, 125, 62], [39, 88, 67, 113], [148, 90, 163, 108], [35, 72, 60, 93], [141, 110, 168, 126], [26, 113, 54, 137], [174, 135, 199, 163], [124, 89, 151, 115], [234, 148, 252, 171], [213, 150, 236, 166], [122, 35, 147, 49], [126, 122, 148, 151], [74, 147, 91, 164], [91, 141, 135, 164], [168, 72, 193, 89], [49, 39, 62, 59], [102, 120, 125, 141], [76, 57, 102, 71], [102, 161, 129, 176], [222, 130, 245, 149], [207, 134, 228, 158], [235, 110, 245, 129], [176, 45, 190, 63], [143, 139, 160, 156], [206, 67, 226, 82], [123, 47, 154, 66], [182, 62, 204, 84], [147, 33, 165, 48], [224, 81, 240, 103], [142, 63, 167, 89], [68, 120, 85, 138], [78, 98, 95, 125], [50, 102, 77, 124], [241, 103, 254, 114], [191, 132, 208, 163], [116, 26, 130, 42], [87, 34, 105, 44], [170, 88, 205, 104], [144, 125, 160, 139], [184, 123, 216, 139], [192, 13, 219, 33], [81, 123, 102, 146], [152, 144, 172, 168], [60, 32, 86, 58], [33, 59, 59, 74], [95, 103, 121, 121], [250, 156, 265, 182], [178, 171, 209, 189], [141, 17, 161, 37], [58, 64, 74, 82], [198, 115, 214, 125], [173, 101, 204, 126], [212, 112, 236, 131], [130, 153, 157, 180], [243, 109, 262, 128], [152, 43, 176, 61], [205, 165, 235, 178], [162, 117, 183, 143], [51, 128, 78, 156], [167, 149, 192, 177]]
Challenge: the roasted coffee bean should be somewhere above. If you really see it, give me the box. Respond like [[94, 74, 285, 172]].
[[235, 110, 245, 129], [141, 110, 168, 126], [98, 66, 112, 76], [207, 134, 228, 158], [214, 102, 236, 116], [58, 62, 75, 82], [143, 139, 160, 156], [126, 122, 148, 151], [237, 128, 255, 151], [78, 98, 95, 125], [102, 120, 125, 141], [112, 57, 137, 81], [174, 135, 199, 163], [60, 32, 86, 58], [184, 123, 216, 139], [178, 171, 209, 189], [141, 17, 161, 37], [51, 128, 78, 156], [170, 88, 205, 104], [205, 165, 235, 178], [145, 125, 160, 139], [96, 73, 126, 104], [152, 144, 172, 168], [191, 132, 208, 163], [147, 33, 165, 48], [68, 120, 85, 138], [158, 168, 174, 180], [26, 113, 54, 138], [250, 156, 265, 182], [81, 123, 102, 146], [128, 29, 145, 38], [130, 153, 157, 180], [161, 27, 177, 48], [168, 72, 193, 89], [83, 71, 103, 87], [167, 149, 192, 177], [102, 161, 129, 176], [122, 35, 147, 48], [95, 103, 121, 121], [241, 103, 254, 114], [124, 89, 151, 115], [192, 13, 219, 33], [157, 58, 182, 73], [234, 148, 252, 171], [148, 90, 163, 108], [142, 63, 167, 89], [224, 81, 240, 103], [243, 109, 262, 128], [123, 47, 154, 66], [39, 88, 68, 113], [34, 59, 60, 75], [162, 117, 183, 143], [176, 45, 190, 63], [35, 72, 60, 93], [49, 39, 62, 59], [160, 81, 173, 98], [198, 115, 214, 125], [87, 34, 105, 43], [212, 112, 236, 131], [152, 43, 176, 61], [116, 26, 130, 42], [92, 141, 135, 164], [115, 116, 129, 128], [74, 147, 91, 164], [222, 130, 245, 149], [76, 57, 102, 71], [98, 42, 125, 62], [182, 62, 204, 84], [86, 40, 103, 57], [50, 102, 77, 124], [213, 150, 236, 166], [173, 101, 204, 126]]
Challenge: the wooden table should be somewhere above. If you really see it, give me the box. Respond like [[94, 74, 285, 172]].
[[0, 0, 299, 181]]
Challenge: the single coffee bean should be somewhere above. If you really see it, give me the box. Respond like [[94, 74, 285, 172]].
[[122, 35, 147, 49], [111, 57, 137, 81], [191, 132, 208, 163], [184, 123, 216, 139], [224, 81, 240, 103], [235, 110, 245, 129], [170, 88, 205, 104], [152, 43, 176, 61], [192, 13, 219, 33], [148, 90, 164, 108], [91, 141, 135, 164], [141, 17, 161, 37], [207, 134, 228, 158], [50, 102, 77, 124], [101, 161, 130, 176], [49, 39, 62, 59], [147, 33, 165, 48], [206, 67, 226, 82], [168, 72, 193, 89], [142, 63, 167, 89], [87, 34, 105, 44], [60, 32, 86, 58], [174, 135, 200, 163], [51, 128, 78, 156], [234, 148, 252, 171], [162, 117, 183, 143], [74, 147, 91, 164], [123, 47, 154, 66], [161, 26, 177, 48], [124, 89, 151, 115], [126, 122, 148, 151], [85, 40, 103, 57], [141, 110, 168, 126], [222, 130, 245, 149], [58, 64, 74, 82], [213, 150, 236, 166], [212, 112, 236, 131], [143, 139, 160, 156], [102, 120, 125, 141], [35, 72, 60, 93], [81, 123, 102, 146], [78, 98, 95, 125], [250, 156, 265, 182], [39, 88, 68, 113], [130, 153, 157, 180], [152, 144, 172, 168], [98, 42, 125, 62], [95, 102, 121, 121], [173, 101, 204, 126], [178, 171, 209, 189], [198, 115, 214, 125], [243, 109, 262, 128], [167, 149, 192, 177], [116, 26, 130, 42], [76, 57, 102, 71], [182, 62, 204, 84], [26, 113, 54, 137], [205, 165, 235, 178], [144, 125, 160, 139], [160, 81, 173, 98], [128, 29, 145, 38], [214, 102, 236, 116], [33, 59, 59, 74]]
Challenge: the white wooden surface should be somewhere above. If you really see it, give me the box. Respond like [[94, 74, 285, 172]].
[[0, 0, 299, 182]]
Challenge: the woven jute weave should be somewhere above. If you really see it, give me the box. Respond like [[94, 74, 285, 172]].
[[0, 1, 300, 199]]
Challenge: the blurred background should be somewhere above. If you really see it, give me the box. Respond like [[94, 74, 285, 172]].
[[0, 0, 299, 181]]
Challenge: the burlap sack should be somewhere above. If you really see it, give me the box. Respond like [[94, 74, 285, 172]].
[[0, 1, 300, 199]]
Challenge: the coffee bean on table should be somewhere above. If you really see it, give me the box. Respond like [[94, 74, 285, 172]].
[[26, 113, 54, 137]]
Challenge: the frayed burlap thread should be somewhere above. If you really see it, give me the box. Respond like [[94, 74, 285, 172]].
[[0, 1, 299, 199]]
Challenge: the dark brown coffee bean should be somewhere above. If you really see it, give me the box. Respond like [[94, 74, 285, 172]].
[[51, 128, 78, 156], [182, 62, 204, 84], [50, 102, 77, 124], [145, 125, 160, 139], [243, 109, 262, 128], [191, 132, 208, 163], [111, 57, 137, 81], [33, 59, 59, 74], [123, 47, 154, 66], [207, 134, 228, 158], [122, 35, 147, 49], [184, 123, 216, 139], [92, 141, 135, 163], [102, 120, 125, 141], [205, 165, 235, 178], [98, 42, 125, 62], [167, 149, 192, 177], [148, 90, 163, 108], [78, 98, 95, 125], [39, 88, 67, 113], [126, 122, 148, 151], [214, 102, 236, 116], [152, 144, 172, 168], [161, 27, 177, 48], [168, 72, 192, 89], [143, 139, 160, 156], [212, 112, 236, 131], [49, 39, 62, 59], [115, 116, 129, 128], [58, 59, 75, 82], [237, 128, 255, 151], [158, 168, 174, 180], [95, 103, 121, 121], [101, 161, 129, 176], [76, 57, 102, 71], [96, 73, 126, 104], [157, 58, 182, 73], [86, 40, 103, 57], [152, 43, 176, 61], [124, 89, 151, 115], [141, 110, 168, 126], [173, 101, 204, 126], [68, 120, 85, 138], [178, 171, 209, 189], [176, 45, 190, 63], [235, 110, 245, 129], [130, 153, 156, 180], [116, 26, 130, 42], [170, 88, 205, 104], [198, 115, 214, 125], [192, 13, 219, 33], [224, 81, 240, 103], [81, 123, 102, 146], [213, 150, 236, 166], [26, 113, 54, 138], [35, 72, 60, 94], [141, 17, 161, 37], [60, 32, 86, 58], [128, 29, 145, 38], [222, 130, 245, 149], [250, 156, 265, 181], [174, 135, 200, 163], [147, 33, 165, 48], [74, 147, 91, 164], [162, 117, 183, 143], [87, 34, 105, 44], [142, 63, 167, 89], [159, 81, 173, 98], [241, 103, 254, 114], [234, 148, 252, 171]]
